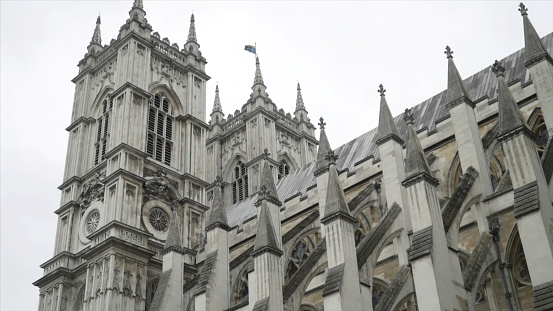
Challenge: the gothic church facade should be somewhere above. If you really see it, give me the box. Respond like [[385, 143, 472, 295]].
[[34, 1, 553, 311]]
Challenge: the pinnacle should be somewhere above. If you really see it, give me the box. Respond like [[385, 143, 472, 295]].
[[253, 201, 281, 255], [90, 15, 102, 46], [519, 3, 551, 67], [295, 82, 305, 111], [206, 177, 229, 231], [404, 109, 433, 179], [164, 209, 182, 251], [257, 153, 280, 204], [253, 56, 264, 86], [492, 60, 529, 136], [322, 156, 352, 221], [376, 84, 402, 144], [445, 46, 473, 108], [212, 84, 222, 113], [187, 14, 197, 43], [315, 118, 332, 176]]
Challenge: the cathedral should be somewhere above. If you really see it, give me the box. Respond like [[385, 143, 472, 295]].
[[33, 1, 553, 310]]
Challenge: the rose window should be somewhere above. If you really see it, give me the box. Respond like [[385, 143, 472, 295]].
[[86, 210, 101, 234], [149, 208, 168, 232]]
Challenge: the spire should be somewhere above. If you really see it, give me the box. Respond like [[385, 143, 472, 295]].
[[321, 151, 354, 222], [128, 0, 146, 21], [315, 118, 332, 176], [163, 208, 182, 252], [206, 177, 230, 231], [376, 84, 403, 145], [403, 108, 433, 179], [256, 149, 280, 204], [252, 200, 282, 256], [253, 56, 265, 86], [132, 0, 143, 9], [444, 46, 474, 108], [492, 60, 529, 136], [90, 15, 102, 45], [519, 3, 552, 67], [295, 82, 306, 111], [212, 84, 223, 113], [187, 14, 197, 43]]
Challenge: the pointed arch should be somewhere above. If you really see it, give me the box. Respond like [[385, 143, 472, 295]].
[[527, 107, 548, 156], [284, 228, 321, 284], [372, 277, 390, 309], [71, 284, 85, 311], [149, 84, 184, 116], [230, 260, 251, 307], [88, 85, 115, 117], [277, 151, 299, 178]]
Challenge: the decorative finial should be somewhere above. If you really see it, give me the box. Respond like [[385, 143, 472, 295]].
[[378, 84, 386, 96], [518, 3, 528, 16], [96, 14, 101, 25], [403, 108, 415, 125], [325, 150, 338, 165], [491, 60, 505, 77], [297, 82, 301, 91], [444, 46, 453, 59], [187, 13, 197, 43], [318, 117, 326, 130], [216, 84, 219, 92], [262, 148, 270, 159]]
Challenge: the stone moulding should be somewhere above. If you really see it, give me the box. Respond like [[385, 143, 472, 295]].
[[408, 226, 433, 261], [513, 181, 540, 218], [533, 280, 553, 311], [322, 263, 345, 297]]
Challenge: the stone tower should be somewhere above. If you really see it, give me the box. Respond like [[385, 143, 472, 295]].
[[33, 2, 211, 310], [205, 57, 318, 205]]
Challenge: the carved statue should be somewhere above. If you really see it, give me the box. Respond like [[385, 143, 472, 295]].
[[144, 169, 182, 202], [78, 172, 106, 212]]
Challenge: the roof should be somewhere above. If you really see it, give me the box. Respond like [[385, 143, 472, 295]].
[[225, 33, 553, 229]]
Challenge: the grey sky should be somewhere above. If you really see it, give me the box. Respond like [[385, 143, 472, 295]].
[[1, 1, 551, 310]]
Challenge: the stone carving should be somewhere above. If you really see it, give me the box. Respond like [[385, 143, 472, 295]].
[[123, 270, 133, 296], [135, 274, 142, 298], [112, 266, 120, 289], [143, 169, 181, 202], [78, 172, 106, 212]]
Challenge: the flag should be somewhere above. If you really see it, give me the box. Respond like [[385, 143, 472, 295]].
[[245, 45, 256, 54]]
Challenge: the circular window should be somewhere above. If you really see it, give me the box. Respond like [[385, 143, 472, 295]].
[[86, 210, 101, 234], [149, 208, 169, 232]]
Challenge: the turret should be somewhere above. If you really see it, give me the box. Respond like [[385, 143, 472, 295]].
[[210, 85, 224, 126], [314, 118, 332, 238], [184, 14, 201, 55], [294, 82, 309, 121]]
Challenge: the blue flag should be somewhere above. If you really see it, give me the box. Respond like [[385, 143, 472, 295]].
[[245, 45, 256, 54]]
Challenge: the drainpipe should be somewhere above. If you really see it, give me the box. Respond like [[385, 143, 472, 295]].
[[489, 218, 514, 311]]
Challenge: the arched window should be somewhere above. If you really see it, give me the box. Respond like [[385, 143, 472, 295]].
[[231, 270, 249, 306], [232, 161, 248, 204], [531, 114, 548, 157], [94, 96, 113, 165], [372, 283, 387, 308], [508, 232, 531, 287], [278, 160, 290, 180], [285, 239, 312, 282], [147, 92, 174, 165]]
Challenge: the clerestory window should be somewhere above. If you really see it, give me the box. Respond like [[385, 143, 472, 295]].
[[147, 92, 174, 166], [232, 161, 248, 204], [94, 97, 113, 165]]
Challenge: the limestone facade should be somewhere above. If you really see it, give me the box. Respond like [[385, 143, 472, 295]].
[[35, 1, 553, 311]]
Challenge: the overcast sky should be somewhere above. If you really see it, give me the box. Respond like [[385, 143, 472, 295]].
[[1, 1, 551, 310]]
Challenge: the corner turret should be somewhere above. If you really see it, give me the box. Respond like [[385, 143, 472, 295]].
[[87, 15, 102, 55]]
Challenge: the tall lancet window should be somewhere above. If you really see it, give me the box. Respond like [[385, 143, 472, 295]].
[[232, 161, 248, 204], [147, 92, 174, 165], [94, 96, 113, 165], [278, 159, 290, 180], [531, 114, 548, 157]]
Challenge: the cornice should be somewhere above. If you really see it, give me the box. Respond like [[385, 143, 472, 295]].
[[497, 125, 537, 144], [320, 210, 356, 225], [402, 172, 440, 188], [525, 53, 553, 68], [103, 168, 145, 185], [175, 114, 210, 128], [54, 200, 79, 215], [104, 142, 149, 160], [65, 117, 95, 132], [375, 133, 404, 146], [445, 95, 475, 110], [57, 176, 83, 190], [251, 245, 283, 258], [110, 82, 152, 100]]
